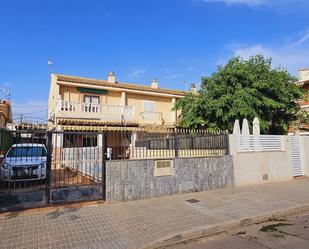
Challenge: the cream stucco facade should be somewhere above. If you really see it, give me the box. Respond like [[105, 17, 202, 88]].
[[48, 73, 188, 131]]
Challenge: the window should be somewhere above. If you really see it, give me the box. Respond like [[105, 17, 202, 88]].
[[63, 134, 97, 148], [84, 95, 100, 112], [84, 95, 100, 104], [143, 100, 155, 112], [82, 135, 97, 147]]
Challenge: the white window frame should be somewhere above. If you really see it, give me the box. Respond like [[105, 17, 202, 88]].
[[84, 95, 100, 104], [142, 100, 155, 112]]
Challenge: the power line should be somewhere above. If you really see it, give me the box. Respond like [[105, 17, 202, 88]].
[[13, 109, 48, 116], [12, 105, 48, 108]]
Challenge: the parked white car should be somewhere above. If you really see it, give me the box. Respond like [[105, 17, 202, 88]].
[[0, 143, 47, 182]]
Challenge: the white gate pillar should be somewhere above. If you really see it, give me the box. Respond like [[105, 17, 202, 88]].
[[52, 131, 63, 169]]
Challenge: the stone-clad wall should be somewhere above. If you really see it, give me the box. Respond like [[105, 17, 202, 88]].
[[106, 156, 234, 202]]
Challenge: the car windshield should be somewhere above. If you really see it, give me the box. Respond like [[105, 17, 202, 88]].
[[7, 146, 47, 157]]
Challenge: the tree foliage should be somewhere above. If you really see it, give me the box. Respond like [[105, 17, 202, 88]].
[[175, 55, 304, 134]]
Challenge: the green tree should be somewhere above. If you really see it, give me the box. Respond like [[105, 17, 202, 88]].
[[175, 55, 303, 134]]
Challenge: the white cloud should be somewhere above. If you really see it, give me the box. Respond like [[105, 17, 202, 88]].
[[125, 68, 147, 79], [223, 31, 309, 75], [203, 0, 309, 9], [187, 66, 196, 71], [203, 0, 266, 7], [166, 74, 184, 79], [293, 31, 309, 46]]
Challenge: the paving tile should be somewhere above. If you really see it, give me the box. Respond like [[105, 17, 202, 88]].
[[1, 179, 309, 249]]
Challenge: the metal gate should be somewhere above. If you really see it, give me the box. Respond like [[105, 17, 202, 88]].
[[289, 136, 304, 177], [50, 131, 105, 204], [0, 130, 106, 211], [0, 130, 48, 211]]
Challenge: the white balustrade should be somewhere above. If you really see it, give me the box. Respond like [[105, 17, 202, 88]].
[[140, 112, 162, 121], [58, 100, 135, 117]]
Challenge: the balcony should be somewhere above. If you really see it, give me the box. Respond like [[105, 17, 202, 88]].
[[56, 100, 135, 121], [139, 111, 163, 125]]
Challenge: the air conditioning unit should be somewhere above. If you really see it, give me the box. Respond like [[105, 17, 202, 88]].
[[154, 160, 173, 177]]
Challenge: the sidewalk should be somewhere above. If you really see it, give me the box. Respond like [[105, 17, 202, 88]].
[[1, 179, 309, 249]]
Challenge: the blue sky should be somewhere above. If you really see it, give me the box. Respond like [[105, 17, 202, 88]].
[[0, 0, 308, 121]]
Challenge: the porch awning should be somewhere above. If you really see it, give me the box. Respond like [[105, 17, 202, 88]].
[[77, 87, 107, 94], [57, 118, 138, 126], [58, 118, 179, 133], [61, 125, 143, 132]]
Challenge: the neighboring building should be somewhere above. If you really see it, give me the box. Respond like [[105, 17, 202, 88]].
[[0, 100, 12, 128], [298, 68, 309, 112], [48, 72, 190, 157], [294, 69, 309, 134], [0, 100, 13, 158]]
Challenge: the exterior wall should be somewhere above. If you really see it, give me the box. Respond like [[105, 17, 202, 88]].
[[301, 136, 309, 176], [0, 115, 5, 128], [48, 74, 59, 119], [105, 156, 234, 202], [0, 101, 12, 126], [59, 85, 121, 105], [54, 83, 179, 126], [229, 135, 293, 186], [126, 93, 175, 125]]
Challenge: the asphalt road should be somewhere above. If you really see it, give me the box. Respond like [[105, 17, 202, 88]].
[[164, 211, 309, 249]]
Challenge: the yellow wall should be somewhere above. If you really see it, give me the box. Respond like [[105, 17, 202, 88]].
[[106, 91, 122, 105], [126, 93, 174, 125], [53, 83, 180, 127], [59, 86, 122, 106]]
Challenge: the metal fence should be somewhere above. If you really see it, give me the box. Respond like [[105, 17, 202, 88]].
[[107, 128, 229, 160], [0, 128, 229, 211], [237, 135, 286, 152]]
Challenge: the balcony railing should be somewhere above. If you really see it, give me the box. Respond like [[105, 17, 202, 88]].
[[139, 112, 163, 124], [57, 100, 135, 118]]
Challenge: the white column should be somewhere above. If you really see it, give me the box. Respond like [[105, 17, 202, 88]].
[[171, 97, 176, 125], [130, 132, 137, 159], [121, 91, 126, 116], [121, 91, 126, 106], [97, 133, 104, 166], [56, 96, 62, 111], [52, 131, 63, 169]]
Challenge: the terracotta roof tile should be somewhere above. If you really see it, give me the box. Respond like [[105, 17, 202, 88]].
[[55, 74, 188, 96]]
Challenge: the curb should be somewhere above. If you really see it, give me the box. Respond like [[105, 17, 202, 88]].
[[140, 202, 309, 249]]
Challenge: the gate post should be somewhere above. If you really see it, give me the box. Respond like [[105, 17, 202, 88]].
[[100, 132, 106, 201], [45, 131, 52, 205], [174, 129, 179, 158], [225, 133, 230, 155]]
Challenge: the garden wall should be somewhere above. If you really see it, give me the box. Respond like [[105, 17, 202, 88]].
[[106, 156, 234, 202]]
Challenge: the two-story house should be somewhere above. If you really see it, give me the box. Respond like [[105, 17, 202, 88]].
[[48, 72, 190, 157]]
